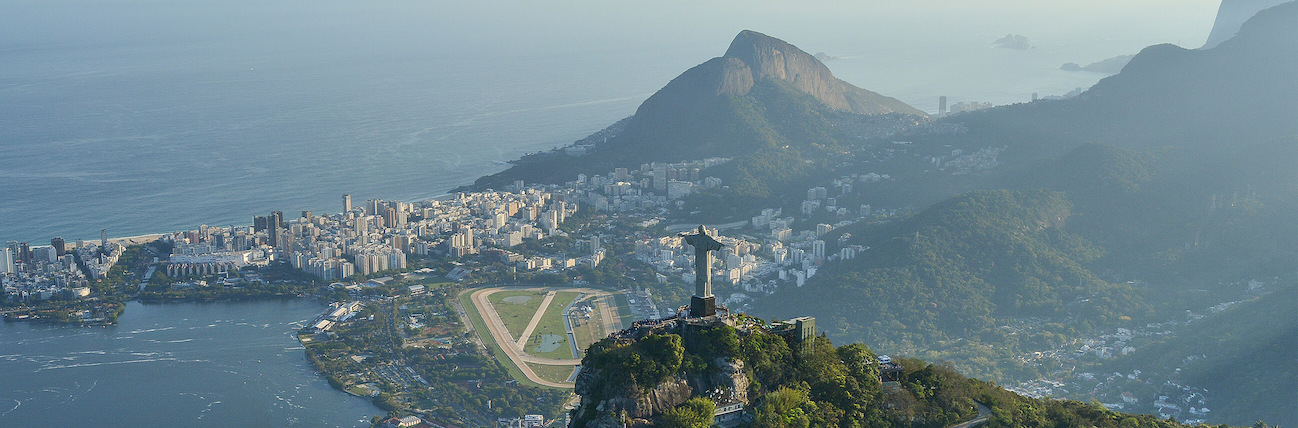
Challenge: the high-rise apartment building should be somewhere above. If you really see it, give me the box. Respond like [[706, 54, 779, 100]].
[[0, 247, 14, 273], [51, 237, 66, 257], [18, 242, 32, 265]]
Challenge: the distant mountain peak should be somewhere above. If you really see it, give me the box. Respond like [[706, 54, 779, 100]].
[[465, 30, 924, 191], [1201, 0, 1293, 49], [713, 30, 924, 116], [723, 30, 833, 84]]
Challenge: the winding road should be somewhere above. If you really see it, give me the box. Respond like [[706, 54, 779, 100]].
[[948, 401, 991, 428]]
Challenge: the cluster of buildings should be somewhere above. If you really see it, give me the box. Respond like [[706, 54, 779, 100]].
[[309, 300, 364, 332], [925, 146, 1006, 175], [157, 157, 740, 283], [1151, 383, 1211, 424], [935, 96, 995, 116], [1, 235, 121, 303], [378, 415, 435, 428], [494, 414, 546, 427], [634, 232, 774, 301], [156, 188, 580, 281], [1004, 297, 1257, 424], [634, 182, 876, 312], [167, 237, 266, 277], [156, 224, 280, 279], [571, 158, 729, 212], [1063, 373, 1211, 424]]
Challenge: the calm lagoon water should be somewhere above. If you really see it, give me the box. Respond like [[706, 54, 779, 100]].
[[0, 299, 376, 427]]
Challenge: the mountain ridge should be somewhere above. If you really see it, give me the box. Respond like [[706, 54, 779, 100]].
[[464, 30, 924, 192], [743, 4, 1296, 423], [913, 1, 1297, 166], [722, 30, 923, 115], [1201, 0, 1292, 49]]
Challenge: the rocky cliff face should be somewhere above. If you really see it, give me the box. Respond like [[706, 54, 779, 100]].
[[575, 362, 751, 427], [1201, 0, 1291, 49], [596, 376, 693, 419], [464, 29, 925, 191], [722, 30, 838, 99], [572, 319, 753, 427], [708, 358, 749, 404], [716, 30, 923, 116]]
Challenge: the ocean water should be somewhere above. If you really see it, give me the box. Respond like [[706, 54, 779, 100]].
[[0, 1, 1217, 243], [0, 300, 377, 427]]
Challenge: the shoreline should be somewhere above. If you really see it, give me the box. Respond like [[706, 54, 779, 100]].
[[106, 233, 165, 246], [14, 191, 461, 247], [4, 291, 326, 326]]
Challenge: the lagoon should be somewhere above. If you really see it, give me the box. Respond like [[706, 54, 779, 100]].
[[0, 300, 375, 427]]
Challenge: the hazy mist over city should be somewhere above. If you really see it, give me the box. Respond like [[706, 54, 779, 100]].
[[2, 1, 1293, 427], [0, 0, 1222, 243]]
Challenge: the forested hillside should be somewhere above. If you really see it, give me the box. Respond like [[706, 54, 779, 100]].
[[572, 318, 1225, 428], [754, 189, 1150, 380], [749, 5, 1297, 394], [1101, 284, 1298, 427]]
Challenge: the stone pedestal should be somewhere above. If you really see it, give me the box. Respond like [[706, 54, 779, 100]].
[[690, 295, 716, 318]]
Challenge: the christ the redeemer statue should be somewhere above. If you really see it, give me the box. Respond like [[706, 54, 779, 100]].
[[682, 225, 724, 317]]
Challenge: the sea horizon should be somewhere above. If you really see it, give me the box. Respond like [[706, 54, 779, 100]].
[[1, 0, 1218, 244]]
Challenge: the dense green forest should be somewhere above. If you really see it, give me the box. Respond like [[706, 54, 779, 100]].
[[748, 4, 1297, 389], [1005, 139, 1296, 291], [755, 189, 1150, 381], [754, 134, 1295, 382], [1099, 285, 1298, 427], [573, 320, 1223, 428]]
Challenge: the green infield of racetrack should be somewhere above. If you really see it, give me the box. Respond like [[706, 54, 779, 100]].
[[486, 289, 549, 340], [524, 292, 581, 359], [527, 362, 578, 385], [458, 290, 553, 389]]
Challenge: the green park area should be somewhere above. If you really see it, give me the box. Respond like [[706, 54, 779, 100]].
[[526, 362, 577, 385], [457, 291, 547, 389], [486, 290, 548, 340], [613, 293, 634, 328], [524, 292, 580, 359], [568, 297, 605, 358]]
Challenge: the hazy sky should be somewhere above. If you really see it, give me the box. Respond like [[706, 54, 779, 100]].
[[0, 0, 1231, 241], [3, 1, 1221, 55], [1, 1, 1222, 104]]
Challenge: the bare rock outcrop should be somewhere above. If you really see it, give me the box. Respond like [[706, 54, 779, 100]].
[[580, 375, 694, 422], [708, 358, 749, 404], [718, 30, 923, 116]]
